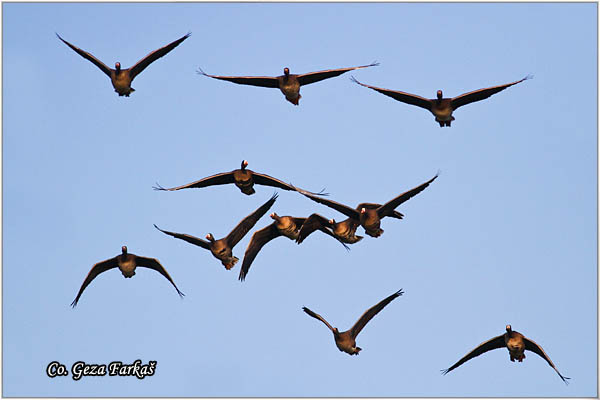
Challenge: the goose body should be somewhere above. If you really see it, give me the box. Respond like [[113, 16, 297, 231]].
[[296, 214, 363, 245], [278, 73, 302, 104], [269, 213, 303, 240], [238, 213, 304, 281], [206, 234, 239, 270], [329, 217, 363, 244]]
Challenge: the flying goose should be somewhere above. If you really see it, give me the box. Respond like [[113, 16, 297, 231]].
[[197, 62, 379, 105], [154, 193, 277, 270], [302, 289, 403, 355], [70, 246, 184, 307], [442, 324, 570, 384], [296, 214, 363, 246], [351, 75, 532, 127], [154, 160, 326, 196], [239, 213, 349, 281], [296, 204, 405, 245], [56, 32, 191, 96], [295, 174, 438, 237]]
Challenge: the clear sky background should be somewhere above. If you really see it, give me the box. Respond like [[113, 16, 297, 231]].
[[2, 2, 597, 397]]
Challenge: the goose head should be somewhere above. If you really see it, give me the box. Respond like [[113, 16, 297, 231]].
[[241, 160, 249, 170], [205, 233, 215, 242], [283, 67, 290, 76], [506, 324, 512, 333], [270, 212, 280, 221], [115, 62, 121, 71], [121, 245, 128, 254], [436, 90, 443, 100], [328, 218, 336, 226]]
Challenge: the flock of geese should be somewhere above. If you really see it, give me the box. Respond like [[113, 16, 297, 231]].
[[59, 31, 569, 386]]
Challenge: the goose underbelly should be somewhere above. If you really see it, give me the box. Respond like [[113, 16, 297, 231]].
[[361, 212, 382, 237], [279, 82, 300, 102], [234, 174, 254, 194], [432, 106, 454, 121], [334, 227, 361, 244], [211, 245, 238, 269], [278, 223, 299, 240], [112, 75, 132, 95], [335, 335, 358, 355], [119, 260, 136, 278], [506, 339, 525, 361], [334, 224, 352, 238]]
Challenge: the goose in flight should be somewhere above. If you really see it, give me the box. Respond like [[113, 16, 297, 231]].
[[296, 214, 363, 246], [198, 62, 378, 105], [71, 246, 184, 307], [154, 160, 326, 196], [239, 212, 349, 281], [302, 289, 403, 355], [56, 32, 191, 96], [351, 75, 532, 127], [296, 174, 438, 237], [442, 324, 569, 384], [154, 193, 277, 270], [296, 204, 405, 245]]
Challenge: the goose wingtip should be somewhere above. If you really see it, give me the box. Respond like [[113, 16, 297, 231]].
[[153, 182, 167, 191]]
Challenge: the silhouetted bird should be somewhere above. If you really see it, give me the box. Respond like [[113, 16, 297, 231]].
[[351, 75, 532, 127], [198, 62, 378, 105], [442, 324, 569, 384], [57, 32, 190, 96], [71, 246, 184, 307], [154, 194, 277, 270]]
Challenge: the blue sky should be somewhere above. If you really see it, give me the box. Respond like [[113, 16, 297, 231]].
[[2, 2, 597, 397]]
